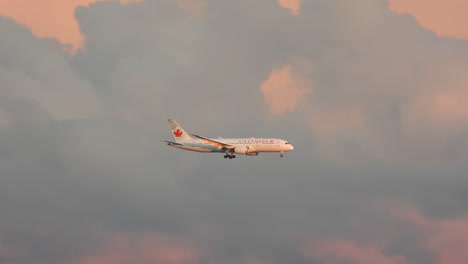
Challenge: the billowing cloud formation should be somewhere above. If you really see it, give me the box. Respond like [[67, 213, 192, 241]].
[[301, 206, 468, 264], [0, 17, 102, 121], [388, 0, 468, 40], [0, 239, 22, 260], [261, 57, 313, 115], [177, 0, 207, 17], [71, 234, 200, 264], [277, 0, 303, 15], [0, 0, 142, 51], [302, 239, 408, 264], [1, 0, 468, 264], [398, 207, 468, 264]]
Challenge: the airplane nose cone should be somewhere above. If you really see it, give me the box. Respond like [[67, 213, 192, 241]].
[[289, 144, 294, 151]]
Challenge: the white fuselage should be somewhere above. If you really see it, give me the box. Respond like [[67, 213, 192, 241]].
[[168, 138, 294, 155]]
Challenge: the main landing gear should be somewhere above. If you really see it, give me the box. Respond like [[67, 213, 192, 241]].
[[224, 153, 236, 159]]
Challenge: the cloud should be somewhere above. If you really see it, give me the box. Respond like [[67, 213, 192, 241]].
[[398, 207, 468, 264], [300, 205, 468, 264], [261, 57, 313, 115], [0, 239, 22, 259], [265, 0, 468, 162], [0, 0, 142, 52], [177, 0, 207, 17], [0, 17, 102, 121], [1, 0, 468, 264], [277, 0, 303, 15], [70, 234, 201, 264], [388, 0, 468, 40], [302, 239, 409, 264]]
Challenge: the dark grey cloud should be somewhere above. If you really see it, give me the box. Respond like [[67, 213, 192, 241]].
[[1, 0, 468, 263]]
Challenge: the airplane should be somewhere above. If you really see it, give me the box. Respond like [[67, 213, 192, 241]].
[[164, 119, 294, 159]]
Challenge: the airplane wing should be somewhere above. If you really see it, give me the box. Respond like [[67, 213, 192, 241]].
[[189, 133, 235, 150], [163, 140, 183, 146]]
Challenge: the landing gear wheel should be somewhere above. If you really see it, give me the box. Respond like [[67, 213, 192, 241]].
[[232, 155, 236, 158], [228, 156, 233, 159], [280, 152, 284, 158]]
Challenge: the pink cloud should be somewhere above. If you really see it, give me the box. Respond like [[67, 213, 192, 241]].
[[398, 207, 468, 264], [302, 239, 409, 264], [71, 233, 201, 264], [300, 204, 468, 264], [261, 57, 314, 115], [277, 0, 303, 15], [388, 0, 468, 40], [0, 0, 141, 52], [261, 58, 372, 159], [177, 0, 207, 17], [0, 240, 22, 259], [303, 204, 468, 264]]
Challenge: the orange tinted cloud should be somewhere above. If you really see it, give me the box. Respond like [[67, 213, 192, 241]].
[[398, 208, 468, 264], [388, 0, 468, 39], [177, 0, 207, 17], [302, 239, 408, 264], [0, 239, 22, 259], [277, 0, 303, 15], [397, 65, 468, 160], [71, 233, 201, 264], [261, 57, 313, 115], [0, 0, 142, 52], [261, 58, 371, 160]]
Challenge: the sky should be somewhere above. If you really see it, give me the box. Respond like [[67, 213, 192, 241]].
[[0, 0, 468, 263]]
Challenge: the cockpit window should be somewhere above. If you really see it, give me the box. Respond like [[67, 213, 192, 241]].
[[285, 142, 289, 144]]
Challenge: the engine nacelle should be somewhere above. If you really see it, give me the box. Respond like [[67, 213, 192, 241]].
[[234, 145, 256, 155]]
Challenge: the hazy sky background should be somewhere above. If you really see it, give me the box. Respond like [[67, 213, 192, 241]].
[[1, 0, 468, 263]]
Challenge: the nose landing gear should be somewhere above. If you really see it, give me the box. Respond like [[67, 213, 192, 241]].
[[280, 152, 284, 158]]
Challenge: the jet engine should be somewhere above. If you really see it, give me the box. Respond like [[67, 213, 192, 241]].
[[234, 146, 257, 155]]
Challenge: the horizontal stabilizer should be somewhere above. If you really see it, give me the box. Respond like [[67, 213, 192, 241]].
[[163, 140, 183, 146]]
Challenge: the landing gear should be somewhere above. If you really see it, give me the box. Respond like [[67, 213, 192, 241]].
[[224, 153, 236, 159], [280, 152, 284, 158]]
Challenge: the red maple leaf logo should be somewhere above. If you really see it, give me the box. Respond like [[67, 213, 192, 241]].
[[173, 129, 183, 137]]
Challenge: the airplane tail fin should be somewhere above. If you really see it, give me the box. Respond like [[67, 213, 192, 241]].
[[168, 119, 193, 141]]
